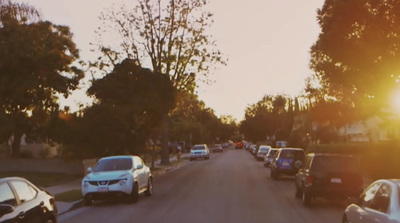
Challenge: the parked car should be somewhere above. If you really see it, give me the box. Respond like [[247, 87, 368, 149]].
[[270, 148, 305, 180], [295, 153, 363, 206], [256, 145, 271, 161], [249, 144, 257, 154], [212, 144, 223, 153], [264, 148, 278, 167], [190, 144, 210, 160], [82, 155, 153, 205], [342, 179, 400, 223], [221, 142, 229, 148], [235, 142, 244, 149], [0, 177, 57, 223]]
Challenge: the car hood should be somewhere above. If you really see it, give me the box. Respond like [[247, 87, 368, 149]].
[[85, 170, 131, 181]]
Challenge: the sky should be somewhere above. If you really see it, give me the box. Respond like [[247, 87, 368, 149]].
[[15, 0, 325, 121]]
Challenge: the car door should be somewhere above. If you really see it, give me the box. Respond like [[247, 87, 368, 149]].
[[347, 182, 381, 223], [9, 180, 42, 223], [0, 181, 19, 223], [134, 157, 146, 189], [362, 183, 391, 223]]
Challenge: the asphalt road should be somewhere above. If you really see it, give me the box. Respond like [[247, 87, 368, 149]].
[[59, 149, 345, 223]]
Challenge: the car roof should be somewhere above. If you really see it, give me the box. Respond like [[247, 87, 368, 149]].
[[99, 155, 135, 161], [278, 147, 303, 151], [306, 153, 355, 158], [0, 176, 28, 184]]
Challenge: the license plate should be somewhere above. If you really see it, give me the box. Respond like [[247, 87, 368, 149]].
[[98, 187, 109, 192], [282, 161, 289, 167], [331, 178, 342, 183]]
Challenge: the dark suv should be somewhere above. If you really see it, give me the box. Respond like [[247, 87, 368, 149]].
[[270, 148, 305, 180], [295, 153, 364, 206]]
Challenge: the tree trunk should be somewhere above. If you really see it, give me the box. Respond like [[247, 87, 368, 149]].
[[159, 115, 170, 165], [11, 131, 22, 158]]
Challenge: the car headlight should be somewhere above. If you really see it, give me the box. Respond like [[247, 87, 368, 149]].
[[119, 179, 127, 186]]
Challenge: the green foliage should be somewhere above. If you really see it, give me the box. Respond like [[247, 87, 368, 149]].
[[240, 94, 293, 143], [310, 0, 400, 119], [54, 190, 82, 202], [0, 1, 83, 157], [62, 59, 176, 158]]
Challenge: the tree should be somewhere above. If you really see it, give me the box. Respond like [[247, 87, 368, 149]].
[[94, 0, 226, 164], [310, 0, 400, 120], [0, 1, 83, 157], [69, 59, 175, 158]]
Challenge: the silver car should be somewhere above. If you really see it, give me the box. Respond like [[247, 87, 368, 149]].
[[342, 179, 400, 223], [190, 144, 210, 160], [264, 148, 278, 167]]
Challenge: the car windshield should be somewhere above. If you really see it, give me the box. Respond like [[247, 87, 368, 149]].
[[259, 148, 269, 153], [192, 145, 205, 150], [311, 156, 359, 172], [93, 158, 133, 172]]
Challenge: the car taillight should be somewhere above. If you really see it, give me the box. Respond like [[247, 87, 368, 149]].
[[305, 176, 313, 186]]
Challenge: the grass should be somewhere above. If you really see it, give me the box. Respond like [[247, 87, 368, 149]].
[[0, 172, 81, 187], [54, 189, 82, 202]]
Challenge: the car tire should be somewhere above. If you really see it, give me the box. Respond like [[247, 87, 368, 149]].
[[302, 190, 312, 206], [45, 219, 55, 223], [342, 214, 349, 223], [130, 182, 139, 203], [145, 178, 153, 196], [295, 186, 302, 199], [271, 170, 278, 180], [83, 196, 92, 206]]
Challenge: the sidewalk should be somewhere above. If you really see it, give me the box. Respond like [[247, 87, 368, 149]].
[[46, 154, 189, 215]]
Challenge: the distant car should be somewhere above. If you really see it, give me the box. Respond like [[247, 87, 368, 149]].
[[256, 145, 271, 161], [235, 142, 244, 149], [0, 177, 57, 223], [212, 144, 223, 153], [251, 145, 258, 155], [264, 148, 278, 167], [270, 148, 305, 180], [82, 155, 153, 205], [342, 179, 400, 223], [190, 144, 210, 160], [295, 153, 363, 206], [221, 143, 229, 148]]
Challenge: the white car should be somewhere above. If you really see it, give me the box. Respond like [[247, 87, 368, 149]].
[[264, 148, 278, 167], [190, 144, 210, 160], [342, 179, 400, 223], [81, 155, 152, 205], [256, 145, 271, 161]]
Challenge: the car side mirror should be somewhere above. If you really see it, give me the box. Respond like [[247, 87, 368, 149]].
[[87, 167, 93, 173], [0, 204, 14, 217], [136, 164, 143, 169]]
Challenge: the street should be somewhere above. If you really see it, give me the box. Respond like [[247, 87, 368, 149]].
[[59, 149, 344, 223]]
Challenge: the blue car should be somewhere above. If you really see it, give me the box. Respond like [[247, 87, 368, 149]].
[[270, 148, 305, 180]]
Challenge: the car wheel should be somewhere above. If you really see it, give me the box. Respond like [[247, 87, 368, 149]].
[[342, 214, 349, 223], [45, 218, 55, 223], [83, 196, 92, 206], [145, 178, 153, 196], [302, 190, 312, 206], [271, 170, 278, 180], [130, 182, 139, 203], [295, 186, 302, 199]]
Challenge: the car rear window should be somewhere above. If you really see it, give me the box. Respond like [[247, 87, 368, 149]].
[[192, 145, 205, 150], [94, 158, 133, 172], [311, 156, 359, 172], [280, 150, 304, 159]]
